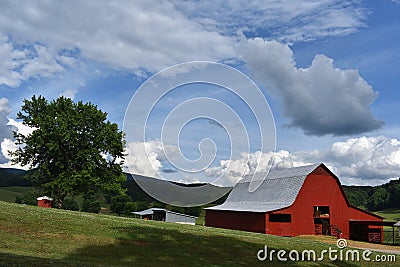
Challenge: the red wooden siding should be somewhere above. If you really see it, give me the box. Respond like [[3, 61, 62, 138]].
[[205, 210, 266, 233], [37, 199, 53, 208]]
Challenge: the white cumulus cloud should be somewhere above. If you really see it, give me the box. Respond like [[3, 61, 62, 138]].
[[0, 0, 235, 87], [124, 140, 180, 178], [0, 120, 35, 169], [206, 136, 400, 186], [0, 35, 74, 87], [60, 88, 77, 100], [205, 150, 311, 186]]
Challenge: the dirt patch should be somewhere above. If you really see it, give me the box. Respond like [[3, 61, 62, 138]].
[[299, 235, 400, 254]]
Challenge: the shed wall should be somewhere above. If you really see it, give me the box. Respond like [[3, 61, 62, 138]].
[[165, 212, 196, 225], [205, 210, 265, 233], [37, 199, 52, 208]]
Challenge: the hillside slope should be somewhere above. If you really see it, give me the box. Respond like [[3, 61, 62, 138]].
[[0, 201, 398, 266]]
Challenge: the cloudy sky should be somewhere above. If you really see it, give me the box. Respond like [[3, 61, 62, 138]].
[[0, 0, 399, 186]]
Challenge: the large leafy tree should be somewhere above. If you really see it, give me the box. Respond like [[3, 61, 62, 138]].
[[10, 95, 126, 208], [366, 187, 390, 211]]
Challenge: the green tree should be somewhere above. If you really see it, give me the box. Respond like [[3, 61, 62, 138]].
[[134, 201, 150, 212], [15, 188, 43, 206], [366, 187, 390, 211], [110, 194, 133, 215], [343, 186, 371, 207], [10, 95, 126, 208], [63, 197, 80, 211], [81, 197, 101, 213], [386, 179, 400, 209]]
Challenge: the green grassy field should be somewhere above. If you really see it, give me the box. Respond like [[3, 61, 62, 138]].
[[0, 201, 398, 266], [374, 209, 400, 222], [0, 186, 33, 202], [374, 209, 400, 245]]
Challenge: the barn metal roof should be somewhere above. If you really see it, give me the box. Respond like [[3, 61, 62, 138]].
[[205, 163, 321, 213]]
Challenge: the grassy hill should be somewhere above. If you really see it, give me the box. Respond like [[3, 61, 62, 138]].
[[0, 201, 398, 266], [0, 186, 33, 202], [374, 208, 400, 222]]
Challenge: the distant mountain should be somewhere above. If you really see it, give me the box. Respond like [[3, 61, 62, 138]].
[[0, 168, 31, 187], [1, 168, 27, 174], [124, 173, 231, 206]]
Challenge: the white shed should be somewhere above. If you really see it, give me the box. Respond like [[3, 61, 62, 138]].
[[394, 221, 400, 237], [132, 208, 197, 225]]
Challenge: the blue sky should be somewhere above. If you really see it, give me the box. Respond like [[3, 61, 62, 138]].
[[0, 0, 399, 186]]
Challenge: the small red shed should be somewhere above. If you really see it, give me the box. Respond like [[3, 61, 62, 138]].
[[205, 163, 385, 242], [37, 196, 53, 208]]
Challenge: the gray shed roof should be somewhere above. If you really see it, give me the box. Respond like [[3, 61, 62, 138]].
[[132, 208, 197, 218], [132, 208, 165, 216], [206, 163, 321, 213]]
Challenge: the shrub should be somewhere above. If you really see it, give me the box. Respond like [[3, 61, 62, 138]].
[[134, 201, 149, 211], [15, 189, 42, 206], [110, 194, 132, 215], [63, 197, 80, 211], [82, 198, 101, 213]]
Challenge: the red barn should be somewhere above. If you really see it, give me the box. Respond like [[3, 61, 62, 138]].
[[205, 163, 385, 243], [37, 196, 53, 208]]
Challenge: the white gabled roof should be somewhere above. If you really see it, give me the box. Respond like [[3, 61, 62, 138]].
[[394, 221, 400, 227], [206, 163, 321, 213], [37, 196, 53, 201]]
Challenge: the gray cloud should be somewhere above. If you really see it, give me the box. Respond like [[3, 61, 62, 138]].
[[162, 168, 178, 173], [243, 39, 384, 136], [0, 98, 16, 163]]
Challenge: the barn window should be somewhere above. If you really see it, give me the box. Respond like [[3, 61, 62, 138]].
[[314, 206, 330, 217], [269, 214, 291, 222]]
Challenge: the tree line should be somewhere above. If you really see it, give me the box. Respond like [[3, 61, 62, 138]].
[[343, 178, 400, 211]]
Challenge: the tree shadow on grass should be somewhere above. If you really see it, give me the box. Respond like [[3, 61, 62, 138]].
[[0, 251, 78, 267], [61, 224, 364, 267], [378, 209, 400, 216]]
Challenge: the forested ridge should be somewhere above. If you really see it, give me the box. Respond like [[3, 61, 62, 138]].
[[1, 167, 399, 212], [343, 178, 400, 211]]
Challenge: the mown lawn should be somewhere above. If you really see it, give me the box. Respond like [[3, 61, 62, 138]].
[[0, 201, 398, 266]]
